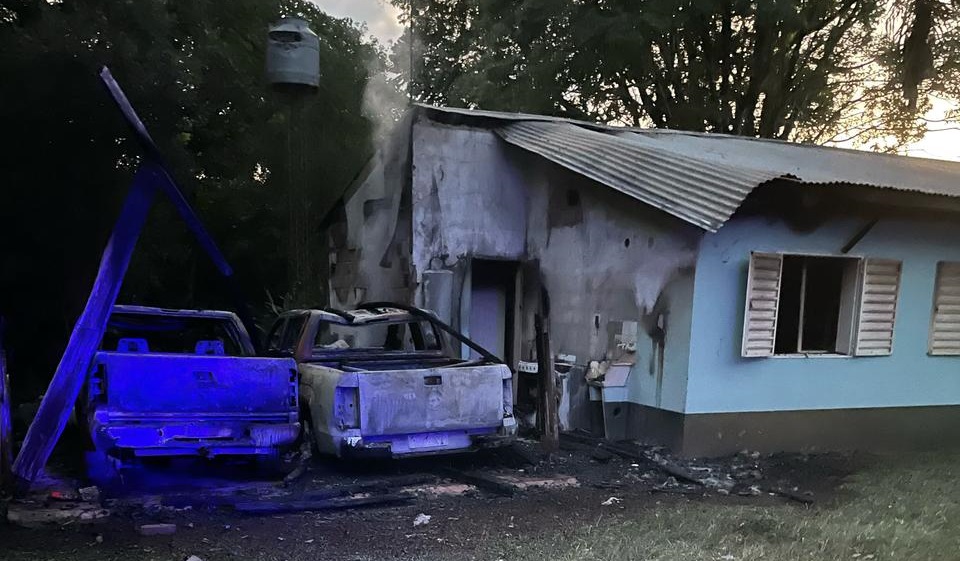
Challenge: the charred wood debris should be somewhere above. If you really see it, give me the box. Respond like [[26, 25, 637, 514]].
[[3, 434, 817, 529]]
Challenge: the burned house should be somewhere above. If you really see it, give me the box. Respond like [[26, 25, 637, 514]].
[[325, 105, 960, 456]]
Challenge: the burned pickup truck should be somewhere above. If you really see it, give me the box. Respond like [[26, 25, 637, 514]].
[[82, 306, 300, 467], [267, 303, 516, 458]]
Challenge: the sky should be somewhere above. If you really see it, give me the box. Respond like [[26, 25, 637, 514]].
[[309, 0, 403, 44], [310, 0, 959, 162]]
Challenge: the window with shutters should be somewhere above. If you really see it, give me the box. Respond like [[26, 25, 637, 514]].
[[742, 253, 901, 358], [929, 261, 960, 355]]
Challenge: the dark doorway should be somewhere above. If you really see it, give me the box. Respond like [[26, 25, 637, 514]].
[[466, 259, 519, 367]]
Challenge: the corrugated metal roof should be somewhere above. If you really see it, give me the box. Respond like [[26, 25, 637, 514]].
[[616, 129, 960, 199], [497, 121, 781, 231], [419, 104, 960, 231]]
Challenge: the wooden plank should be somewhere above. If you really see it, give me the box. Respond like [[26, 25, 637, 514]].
[[438, 467, 517, 497], [300, 474, 437, 500], [535, 313, 559, 454], [11, 167, 159, 490], [1, 318, 12, 491], [233, 493, 412, 514]]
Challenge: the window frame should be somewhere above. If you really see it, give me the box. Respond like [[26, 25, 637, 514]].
[[928, 261, 960, 356], [741, 251, 901, 359]]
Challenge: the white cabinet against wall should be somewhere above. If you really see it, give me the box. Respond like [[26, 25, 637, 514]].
[[929, 261, 960, 355], [741, 252, 902, 358]]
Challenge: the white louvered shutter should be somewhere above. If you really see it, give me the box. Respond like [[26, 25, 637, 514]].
[[742, 252, 783, 357], [929, 262, 960, 355], [854, 259, 902, 356]]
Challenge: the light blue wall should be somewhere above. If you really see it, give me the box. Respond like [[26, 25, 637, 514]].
[[687, 214, 960, 414]]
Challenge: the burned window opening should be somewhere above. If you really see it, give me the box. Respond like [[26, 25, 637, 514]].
[[774, 255, 849, 354]]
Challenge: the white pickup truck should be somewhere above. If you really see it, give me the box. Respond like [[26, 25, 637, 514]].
[[266, 303, 516, 459]]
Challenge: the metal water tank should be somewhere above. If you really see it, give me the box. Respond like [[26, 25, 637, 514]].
[[266, 17, 320, 89]]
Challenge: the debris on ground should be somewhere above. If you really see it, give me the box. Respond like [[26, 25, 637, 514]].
[[78, 485, 100, 502], [413, 513, 432, 526], [282, 441, 313, 486], [591, 448, 613, 463], [137, 523, 177, 536], [495, 474, 578, 491], [6, 502, 110, 528], [770, 486, 815, 504], [0, 432, 852, 561], [48, 490, 79, 501], [234, 493, 412, 514], [438, 468, 517, 497]]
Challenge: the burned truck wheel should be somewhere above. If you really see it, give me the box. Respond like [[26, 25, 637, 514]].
[[84, 450, 122, 484], [252, 450, 285, 476]]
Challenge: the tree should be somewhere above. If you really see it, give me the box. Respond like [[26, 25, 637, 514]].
[[391, 0, 960, 151], [0, 0, 380, 399]]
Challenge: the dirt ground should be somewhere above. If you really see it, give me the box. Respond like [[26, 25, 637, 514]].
[[0, 435, 864, 561]]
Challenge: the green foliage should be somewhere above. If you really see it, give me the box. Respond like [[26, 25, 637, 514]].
[[393, 0, 960, 150], [0, 0, 380, 398]]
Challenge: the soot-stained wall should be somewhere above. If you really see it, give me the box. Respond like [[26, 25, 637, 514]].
[[328, 117, 413, 310], [330, 115, 705, 431], [409, 117, 703, 428]]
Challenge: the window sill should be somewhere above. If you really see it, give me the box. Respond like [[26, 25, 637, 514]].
[[767, 353, 853, 359]]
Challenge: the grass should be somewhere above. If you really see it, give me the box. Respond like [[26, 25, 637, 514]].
[[473, 452, 960, 561]]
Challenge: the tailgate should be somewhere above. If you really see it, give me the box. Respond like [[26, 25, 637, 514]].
[[97, 353, 298, 417], [358, 364, 507, 436]]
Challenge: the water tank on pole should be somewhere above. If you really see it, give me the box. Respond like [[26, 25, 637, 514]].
[[266, 17, 320, 90]]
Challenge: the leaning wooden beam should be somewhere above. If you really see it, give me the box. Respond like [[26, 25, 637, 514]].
[[1, 318, 12, 490], [11, 167, 159, 491]]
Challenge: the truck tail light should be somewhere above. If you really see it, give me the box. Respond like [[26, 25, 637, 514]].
[[288, 368, 299, 409], [334, 386, 360, 429], [502, 377, 514, 418], [90, 363, 107, 401]]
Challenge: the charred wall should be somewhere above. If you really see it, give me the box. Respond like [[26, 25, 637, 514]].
[[327, 116, 414, 310], [408, 117, 704, 431]]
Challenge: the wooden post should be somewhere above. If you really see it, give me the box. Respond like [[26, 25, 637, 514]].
[[11, 166, 159, 491], [535, 313, 559, 453], [1, 318, 12, 491]]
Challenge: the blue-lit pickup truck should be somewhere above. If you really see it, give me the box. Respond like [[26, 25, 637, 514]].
[[82, 306, 300, 467]]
